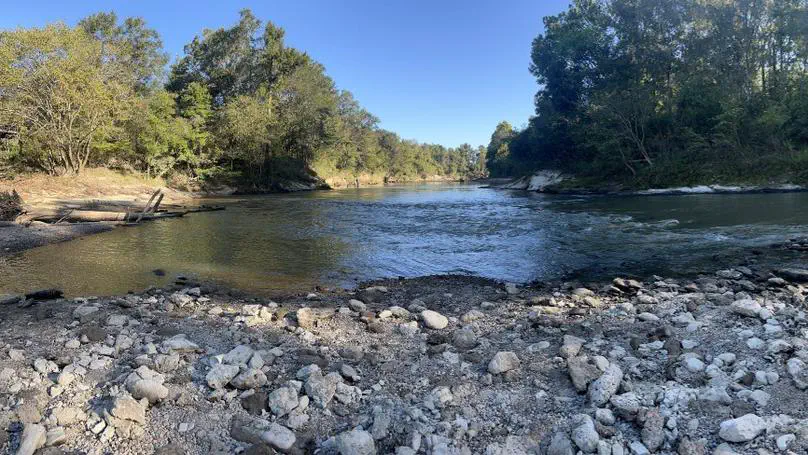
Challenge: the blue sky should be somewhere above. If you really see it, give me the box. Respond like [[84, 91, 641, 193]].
[[1, 0, 570, 147]]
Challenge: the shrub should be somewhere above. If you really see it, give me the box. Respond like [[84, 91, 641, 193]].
[[0, 190, 23, 221]]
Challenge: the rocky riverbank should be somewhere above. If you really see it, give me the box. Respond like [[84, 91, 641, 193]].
[[0, 266, 807, 455]]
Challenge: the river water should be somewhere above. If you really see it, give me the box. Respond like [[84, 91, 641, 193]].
[[0, 184, 805, 297]]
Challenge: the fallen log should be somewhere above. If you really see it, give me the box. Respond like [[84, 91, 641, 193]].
[[34, 210, 187, 223]]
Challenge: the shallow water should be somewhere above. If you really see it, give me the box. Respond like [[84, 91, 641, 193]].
[[0, 184, 806, 296]]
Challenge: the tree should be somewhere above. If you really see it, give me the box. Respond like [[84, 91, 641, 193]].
[[0, 24, 133, 174]]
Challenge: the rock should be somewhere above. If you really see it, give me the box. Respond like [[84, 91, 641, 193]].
[[129, 379, 168, 403], [223, 345, 254, 365], [684, 357, 705, 373], [488, 351, 520, 374], [421, 310, 448, 330], [571, 414, 599, 453], [348, 299, 367, 312], [231, 368, 268, 390], [713, 443, 740, 455], [110, 397, 145, 424], [568, 356, 604, 392], [641, 408, 665, 452], [17, 423, 46, 455], [677, 438, 705, 455], [730, 299, 761, 317], [296, 308, 315, 328], [8, 348, 25, 361], [261, 423, 296, 451], [52, 407, 86, 426], [206, 364, 240, 389], [304, 371, 341, 408], [72, 304, 99, 320], [335, 429, 376, 455], [628, 441, 649, 455], [125, 366, 168, 403], [451, 329, 478, 351], [560, 335, 585, 359], [268, 385, 299, 417], [547, 432, 574, 455], [161, 335, 200, 353], [595, 409, 615, 426], [589, 364, 623, 406], [718, 414, 766, 442], [776, 434, 795, 451], [787, 358, 808, 389], [776, 268, 808, 282], [45, 427, 66, 447]]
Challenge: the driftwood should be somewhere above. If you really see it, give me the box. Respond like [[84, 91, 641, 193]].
[[37, 210, 187, 223]]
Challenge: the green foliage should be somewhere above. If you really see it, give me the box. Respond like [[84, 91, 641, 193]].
[[490, 0, 808, 187], [0, 9, 480, 188]]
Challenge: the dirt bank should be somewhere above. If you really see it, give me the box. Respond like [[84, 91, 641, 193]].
[[0, 265, 806, 454]]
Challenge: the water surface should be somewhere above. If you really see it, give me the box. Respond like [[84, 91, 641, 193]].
[[0, 184, 805, 296]]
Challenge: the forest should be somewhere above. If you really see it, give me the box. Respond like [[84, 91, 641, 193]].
[[487, 0, 808, 188], [0, 10, 483, 190]]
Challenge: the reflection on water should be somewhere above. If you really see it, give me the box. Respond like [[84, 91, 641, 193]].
[[0, 184, 806, 296]]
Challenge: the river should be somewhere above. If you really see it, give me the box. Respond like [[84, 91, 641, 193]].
[[0, 184, 805, 297]]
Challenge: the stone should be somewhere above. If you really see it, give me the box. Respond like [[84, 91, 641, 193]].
[[684, 357, 706, 372], [560, 335, 585, 359], [547, 432, 574, 455], [571, 414, 599, 453], [304, 371, 341, 408], [641, 408, 665, 452], [348, 299, 367, 312], [296, 308, 315, 328], [45, 427, 66, 447], [261, 423, 296, 451], [231, 368, 268, 390], [223, 345, 254, 365], [52, 407, 86, 426], [17, 423, 46, 455], [628, 441, 649, 455], [451, 329, 478, 351], [268, 386, 299, 417], [335, 429, 377, 455], [110, 397, 145, 424], [421, 310, 448, 330], [130, 379, 168, 403], [718, 414, 766, 442], [568, 356, 604, 392], [488, 351, 520, 374], [787, 358, 808, 389], [161, 335, 200, 353], [730, 299, 761, 317], [776, 434, 795, 451], [595, 408, 615, 426], [677, 438, 705, 455], [206, 364, 240, 389], [589, 364, 623, 406]]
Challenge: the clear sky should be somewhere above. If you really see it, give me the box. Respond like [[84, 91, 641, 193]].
[[1, 0, 570, 148]]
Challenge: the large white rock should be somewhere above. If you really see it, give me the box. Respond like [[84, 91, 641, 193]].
[[718, 414, 766, 442], [420, 310, 448, 330], [730, 299, 761, 317]]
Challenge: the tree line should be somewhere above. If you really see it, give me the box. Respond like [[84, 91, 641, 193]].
[[0, 10, 483, 189], [487, 0, 808, 187]]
